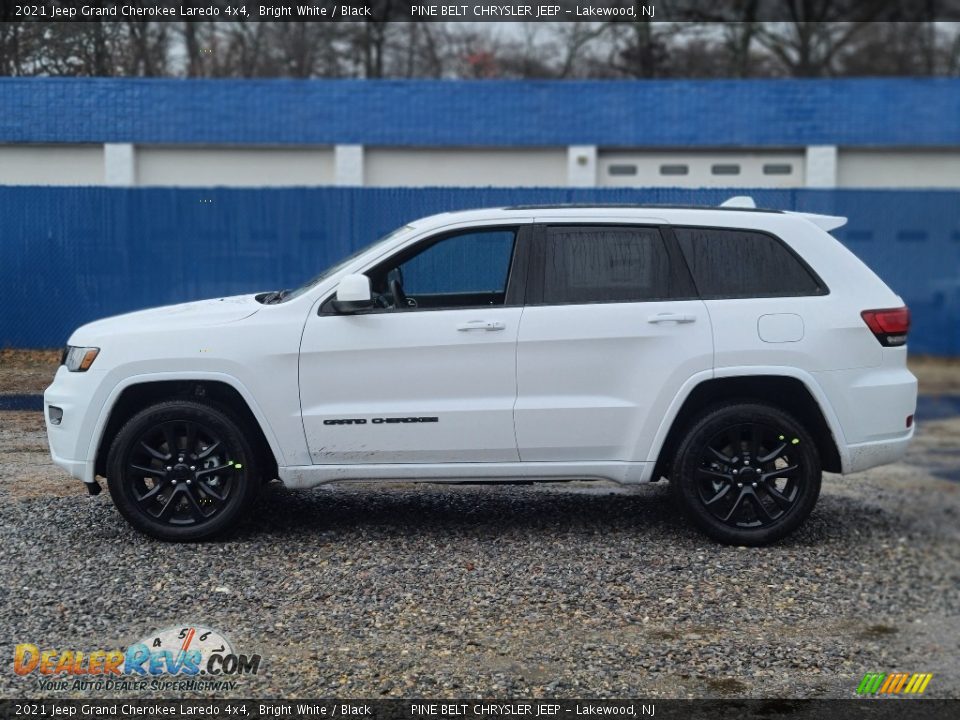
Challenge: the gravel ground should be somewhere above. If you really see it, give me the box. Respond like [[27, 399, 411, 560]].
[[1, 405, 958, 700], [0, 350, 60, 395]]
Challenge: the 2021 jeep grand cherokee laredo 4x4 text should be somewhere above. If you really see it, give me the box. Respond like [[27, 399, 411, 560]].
[[44, 201, 917, 545]]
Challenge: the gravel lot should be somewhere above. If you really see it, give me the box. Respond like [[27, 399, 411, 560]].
[[0, 354, 958, 700]]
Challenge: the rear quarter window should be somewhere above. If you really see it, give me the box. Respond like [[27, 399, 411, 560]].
[[674, 227, 827, 299]]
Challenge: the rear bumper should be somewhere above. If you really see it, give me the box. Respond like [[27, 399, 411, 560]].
[[843, 427, 914, 474], [813, 357, 917, 475]]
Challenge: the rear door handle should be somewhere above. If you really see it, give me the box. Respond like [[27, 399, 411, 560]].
[[457, 320, 506, 332], [647, 313, 696, 324]]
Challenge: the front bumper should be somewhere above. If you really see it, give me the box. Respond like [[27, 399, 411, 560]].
[[43, 365, 107, 485]]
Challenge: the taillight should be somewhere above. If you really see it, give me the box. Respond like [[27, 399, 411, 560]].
[[861, 306, 910, 347]]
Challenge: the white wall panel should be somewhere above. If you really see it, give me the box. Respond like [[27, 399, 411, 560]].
[[365, 148, 567, 187], [0, 145, 104, 185], [136, 147, 334, 187], [838, 150, 960, 188]]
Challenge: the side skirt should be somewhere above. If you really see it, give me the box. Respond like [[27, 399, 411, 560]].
[[278, 461, 653, 489]]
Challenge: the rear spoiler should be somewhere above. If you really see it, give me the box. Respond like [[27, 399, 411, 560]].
[[784, 211, 848, 232], [719, 196, 847, 232]]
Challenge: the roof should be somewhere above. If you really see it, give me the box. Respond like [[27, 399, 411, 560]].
[[408, 201, 846, 233], [1, 77, 958, 147], [505, 203, 783, 213]]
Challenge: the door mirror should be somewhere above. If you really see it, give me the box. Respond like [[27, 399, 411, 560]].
[[331, 273, 374, 313]]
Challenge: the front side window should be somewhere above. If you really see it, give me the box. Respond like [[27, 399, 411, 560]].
[[541, 226, 682, 304], [675, 227, 826, 299], [371, 228, 517, 310]]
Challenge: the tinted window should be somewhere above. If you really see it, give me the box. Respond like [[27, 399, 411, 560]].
[[400, 229, 515, 296], [542, 227, 682, 304], [675, 227, 825, 299]]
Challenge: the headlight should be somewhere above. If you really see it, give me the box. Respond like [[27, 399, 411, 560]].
[[62, 346, 100, 372]]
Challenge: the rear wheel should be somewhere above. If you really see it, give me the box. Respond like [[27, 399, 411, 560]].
[[671, 403, 821, 546], [106, 400, 260, 541]]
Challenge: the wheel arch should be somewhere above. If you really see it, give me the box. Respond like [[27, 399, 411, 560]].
[[651, 371, 844, 480], [93, 375, 281, 481]]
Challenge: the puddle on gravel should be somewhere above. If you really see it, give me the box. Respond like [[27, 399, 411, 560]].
[[0, 394, 43, 411], [916, 394, 960, 420]]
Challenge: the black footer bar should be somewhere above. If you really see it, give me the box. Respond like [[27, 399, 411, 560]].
[[1, 699, 958, 720]]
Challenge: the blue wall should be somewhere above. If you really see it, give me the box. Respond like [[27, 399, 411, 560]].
[[3, 78, 960, 147], [1, 187, 958, 355]]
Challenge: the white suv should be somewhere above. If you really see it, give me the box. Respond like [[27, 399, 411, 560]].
[[44, 200, 917, 545]]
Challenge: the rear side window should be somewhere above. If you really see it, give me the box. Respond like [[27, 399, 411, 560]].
[[542, 226, 686, 304], [675, 227, 826, 299]]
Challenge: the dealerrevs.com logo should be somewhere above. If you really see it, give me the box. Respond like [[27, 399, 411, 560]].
[[13, 625, 262, 693], [857, 672, 934, 696]]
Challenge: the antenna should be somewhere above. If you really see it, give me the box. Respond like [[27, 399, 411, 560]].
[[719, 196, 757, 209]]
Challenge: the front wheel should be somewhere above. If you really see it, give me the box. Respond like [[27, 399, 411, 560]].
[[671, 403, 822, 546], [106, 400, 260, 541]]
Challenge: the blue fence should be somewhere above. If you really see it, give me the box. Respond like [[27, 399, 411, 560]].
[[1, 187, 958, 355]]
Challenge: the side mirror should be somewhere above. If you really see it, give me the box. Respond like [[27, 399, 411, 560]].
[[331, 273, 374, 313]]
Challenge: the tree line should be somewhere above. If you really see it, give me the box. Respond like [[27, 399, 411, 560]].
[[1, 18, 958, 79]]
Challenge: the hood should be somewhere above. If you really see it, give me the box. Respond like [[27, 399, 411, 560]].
[[70, 294, 263, 343]]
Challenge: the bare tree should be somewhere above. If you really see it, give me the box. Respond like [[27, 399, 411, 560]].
[[1, 16, 957, 81], [604, 19, 675, 78], [721, 0, 762, 77], [123, 22, 169, 76], [751, 1, 888, 77]]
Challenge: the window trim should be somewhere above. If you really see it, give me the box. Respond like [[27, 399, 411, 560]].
[[318, 224, 531, 315], [667, 225, 830, 300], [526, 223, 699, 307]]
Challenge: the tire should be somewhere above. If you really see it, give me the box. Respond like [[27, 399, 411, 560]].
[[106, 400, 261, 541], [670, 402, 821, 546]]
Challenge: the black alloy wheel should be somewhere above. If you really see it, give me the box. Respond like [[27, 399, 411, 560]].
[[107, 401, 260, 541], [671, 403, 821, 546]]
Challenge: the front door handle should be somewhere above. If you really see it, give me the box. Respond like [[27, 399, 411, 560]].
[[648, 313, 696, 324], [457, 320, 506, 332]]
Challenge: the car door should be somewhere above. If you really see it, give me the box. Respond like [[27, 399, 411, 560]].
[[299, 224, 531, 464], [514, 222, 713, 463]]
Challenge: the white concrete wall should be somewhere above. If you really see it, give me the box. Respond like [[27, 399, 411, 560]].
[[3, 143, 960, 189], [364, 148, 568, 187], [136, 147, 335, 187], [805, 145, 838, 188], [0, 145, 104, 185], [334, 144, 364, 186], [838, 149, 960, 188], [597, 151, 806, 188], [104, 143, 135, 186], [567, 145, 597, 187]]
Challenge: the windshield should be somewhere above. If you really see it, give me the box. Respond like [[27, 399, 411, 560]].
[[279, 224, 413, 302]]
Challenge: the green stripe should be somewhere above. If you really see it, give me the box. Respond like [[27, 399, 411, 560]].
[[857, 673, 886, 694]]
